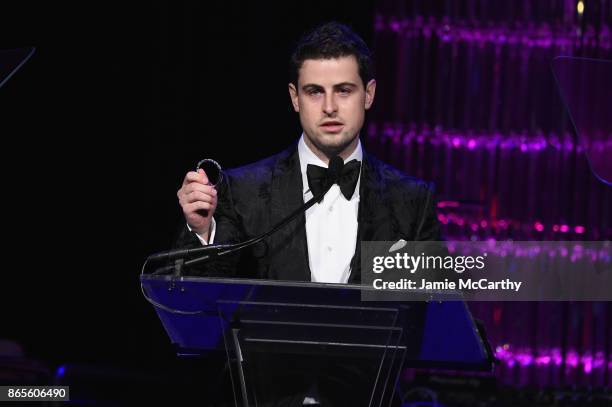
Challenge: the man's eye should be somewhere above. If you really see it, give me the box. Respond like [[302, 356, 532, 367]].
[[308, 89, 322, 95], [338, 88, 352, 95]]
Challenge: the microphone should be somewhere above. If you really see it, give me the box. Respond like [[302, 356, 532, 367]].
[[146, 243, 235, 262], [147, 156, 346, 270], [327, 155, 344, 183]]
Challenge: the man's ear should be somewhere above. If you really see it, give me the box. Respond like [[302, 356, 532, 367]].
[[288, 83, 300, 112], [364, 79, 376, 110]]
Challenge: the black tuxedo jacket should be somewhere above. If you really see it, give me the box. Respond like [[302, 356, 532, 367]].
[[174, 143, 441, 282]]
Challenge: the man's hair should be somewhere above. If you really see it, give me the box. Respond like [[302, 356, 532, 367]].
[[290, 22, 373, 88]]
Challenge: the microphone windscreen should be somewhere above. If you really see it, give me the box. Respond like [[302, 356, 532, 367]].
[[328, 156, 344, 183]]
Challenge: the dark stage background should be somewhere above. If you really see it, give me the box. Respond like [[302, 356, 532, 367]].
[[1, 0, 611, 405]]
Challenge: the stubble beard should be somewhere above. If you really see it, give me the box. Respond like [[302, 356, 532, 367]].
[[308, 130, 358, 161]]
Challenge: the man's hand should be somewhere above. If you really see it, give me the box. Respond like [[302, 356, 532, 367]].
[[177, 169, 218, 239]]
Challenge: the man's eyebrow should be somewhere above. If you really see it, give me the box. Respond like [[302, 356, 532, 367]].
[[301, 82, 359, 91], [301, 83, 324, 91], [333, 82, 358, 89]]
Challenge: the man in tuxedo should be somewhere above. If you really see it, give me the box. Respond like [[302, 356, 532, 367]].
[[173, 22, 440, 405], [175, 22, 441, 283]]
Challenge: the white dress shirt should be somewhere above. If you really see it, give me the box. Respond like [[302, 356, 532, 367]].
[[192, 135, 362, 284], [298, 135, 361, 283]]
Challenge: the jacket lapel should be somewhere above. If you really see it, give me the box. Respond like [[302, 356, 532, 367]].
[[268, 144, 311, 281], [349, 152, 390, 283], [266, 145, 392, 283]]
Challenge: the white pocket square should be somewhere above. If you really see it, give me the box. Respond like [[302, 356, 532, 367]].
[[389, 239, 407, 252]]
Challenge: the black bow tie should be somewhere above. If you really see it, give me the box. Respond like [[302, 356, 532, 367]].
[[306, 159, 361, 200]]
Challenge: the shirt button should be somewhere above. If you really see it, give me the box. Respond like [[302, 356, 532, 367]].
[[327, 246, 332, 252], [329, 206, 333, 212]]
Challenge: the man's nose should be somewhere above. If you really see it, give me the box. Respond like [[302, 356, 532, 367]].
[[323, 94, 338, 115]]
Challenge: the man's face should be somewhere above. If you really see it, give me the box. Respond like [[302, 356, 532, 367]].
[[289, 56, 376, 160]]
